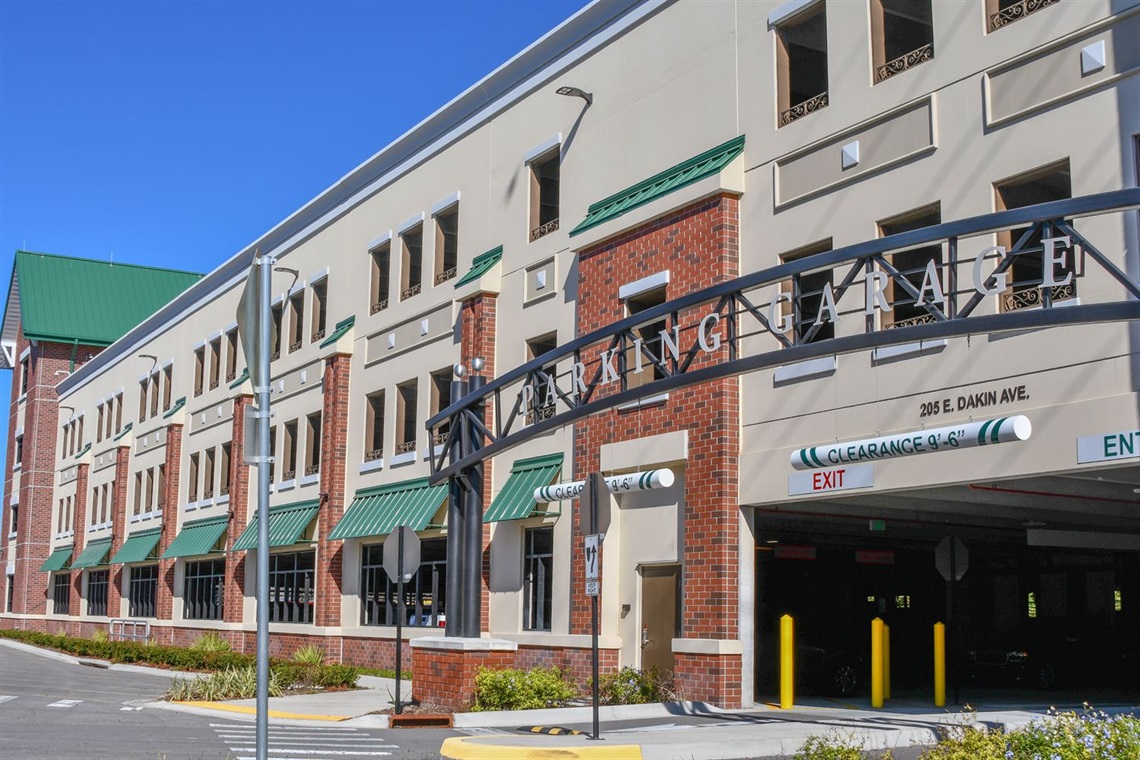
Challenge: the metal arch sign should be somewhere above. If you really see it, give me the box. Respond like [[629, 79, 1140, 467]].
[[427, 189, 1140, 483]]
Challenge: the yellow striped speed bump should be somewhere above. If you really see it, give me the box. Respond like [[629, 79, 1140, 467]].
[[440, 736, 641, 759], [521, 726, 583, 735]]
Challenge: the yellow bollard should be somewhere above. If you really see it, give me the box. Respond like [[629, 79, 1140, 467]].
[[934, 622, 946, 707], [871, 617, 884, 708], [884, 624, 891, 701], [780, 614, 794, 709]]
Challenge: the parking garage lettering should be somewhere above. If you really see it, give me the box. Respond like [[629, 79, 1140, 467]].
[[517, 243, 1055, 419]]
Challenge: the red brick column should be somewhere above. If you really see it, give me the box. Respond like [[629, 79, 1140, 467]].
[[106, 445, 132, 618], [69, 464, 90, 616], [156, 424, 183, 620], [573, 194, 742, 706], [459, 294, 496, 631], [316, 352, 351, 628], [9, 336, 102, 620], [224, 396, 253, 625]]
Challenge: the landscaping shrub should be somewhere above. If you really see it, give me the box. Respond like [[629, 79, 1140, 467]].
[[290, 643, 325, 665], [794, 733, 890, 760], [472, 666, 577, 712], [596, 666, 674, 705], [188, 631, 231, 653], [1, 628, 251, 671], [923, 705, 1140, 760], [167, 666, 283, 701], [90, 629, 109, 643]]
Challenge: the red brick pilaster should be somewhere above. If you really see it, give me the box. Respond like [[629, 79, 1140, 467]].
[[9, 335, 101, 617], [459, 294, 496, 632], [316, 353, 351, 628], [69, 464, 90, 616], [106, 445, 132, 618], [224, 396, 253, 624], [573, 194, 742, 706], [156, 424, 183, 620]]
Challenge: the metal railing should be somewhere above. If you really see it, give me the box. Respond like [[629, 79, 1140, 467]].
[[530, 218, 560, 242], [780, 92, 828, 126], [990, 0, 1058, 31], [876, 44, 933, 83], [401, 284, 422, 301], [434, 268, 457, 285], [109, 618, 151, 643]]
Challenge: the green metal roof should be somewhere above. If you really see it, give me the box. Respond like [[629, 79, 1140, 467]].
[[72, 538, 112, 569], [112, 423, 133, 442], [40, 546, 73, 572], [109, 527, 162, 565], [570, 135, 745, 237], [454, 246, 503, 288], [328, 478, 448, 540], [484, 453, 564, 523], [162, 515, 228, 559], [231, 500, 320, 551], [5, 251, 203, 346], [228, 368, 249, 389], [319, 315, 355, 348], [162, 397, 187, 419], [73, 442, 91, 460]]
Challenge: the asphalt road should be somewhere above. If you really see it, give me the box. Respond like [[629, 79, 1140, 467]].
[[0, 645, 455, 759]]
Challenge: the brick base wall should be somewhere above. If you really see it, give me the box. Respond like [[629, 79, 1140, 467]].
[[674, 652, 743, 708], [411, 644, 515, 711]]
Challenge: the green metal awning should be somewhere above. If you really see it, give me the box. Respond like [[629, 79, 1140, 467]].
[[328, 478, 448, 540], [231, 500, 321, 551], [455, 246, 503, 288], [484, 453, 564, 523], [110, 528, 162, 564], [71, 538, 112, 569], [162, 516, 228, 559], [40, 546, 73, 572], [570, 135, 745, 236]]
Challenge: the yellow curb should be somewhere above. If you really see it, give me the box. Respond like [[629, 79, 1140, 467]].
[[178, 701, 349, 721], [441, 736, 641, 760]]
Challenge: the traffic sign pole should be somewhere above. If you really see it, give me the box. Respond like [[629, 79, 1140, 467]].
[[583, 472, 602, 742], [395, 528, 404, 715]]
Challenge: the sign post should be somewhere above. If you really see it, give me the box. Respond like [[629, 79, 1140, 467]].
[[384, 526, 420, 715], [236, 251, 275, 760], [581, 472, 603, 741], [936, 537, 968, 705]]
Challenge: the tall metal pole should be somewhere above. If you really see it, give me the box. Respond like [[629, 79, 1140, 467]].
[[255, 255, 273, 760], [588, 472, 601, 742], [463, 371, 485, 639], [444, 370, 468, 638], [394, 529, 405, 715]]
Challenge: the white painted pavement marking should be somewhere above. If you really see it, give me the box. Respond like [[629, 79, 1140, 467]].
[[0, 695, 18, 704], [455, 728, 509, 736], [212, 723, 396, 758], [46, 699, 82, 708]]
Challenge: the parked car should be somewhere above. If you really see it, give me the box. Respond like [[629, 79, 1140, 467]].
[[963, 623, 1082, 689], [796, 635, 864, 697]]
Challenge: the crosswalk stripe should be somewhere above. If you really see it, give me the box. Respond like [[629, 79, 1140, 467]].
[[210, 724, 359, 731], [229, 752, 393, 757], [0, 696, 17, 704]]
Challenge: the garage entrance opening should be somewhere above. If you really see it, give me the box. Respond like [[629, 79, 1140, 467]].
[[755, 511, 1140, 703]]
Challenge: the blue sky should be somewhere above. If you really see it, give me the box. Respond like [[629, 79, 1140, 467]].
[[0, 0, 589, 486]]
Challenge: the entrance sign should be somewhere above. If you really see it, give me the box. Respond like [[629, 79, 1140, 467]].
[[535, 468, 675, 503], [790, 416, 1031, 471], [788, 463, 873, 495], [427, 190, 1140, 484], [1077, 429, 1139, 464]]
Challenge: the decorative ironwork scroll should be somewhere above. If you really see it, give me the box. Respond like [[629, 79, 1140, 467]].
[[780, 92, 828, 126], [876, 44, 934, 83], [990, 0, 1059, 32], [427, 190, 1140, 483]]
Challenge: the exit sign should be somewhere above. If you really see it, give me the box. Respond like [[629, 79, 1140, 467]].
[[788, 463, 873, 496]]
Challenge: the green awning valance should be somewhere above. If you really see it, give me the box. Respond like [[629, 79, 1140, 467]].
[[72, 538, 112, 569], [231, 500, 320, 551], [328, 478, 448, 541], [40, 547, 73, 572], [110, 528, 162, 564], [484, 453, 563, 523], [162, 515, 229, 559]]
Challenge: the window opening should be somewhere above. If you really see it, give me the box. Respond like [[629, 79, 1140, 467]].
[[370, 243, 391, 314], [400, 225, 423, 301], [530, 150, 561, 241], [776, 4, 828, 126], [434, 206, 459, 285]]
